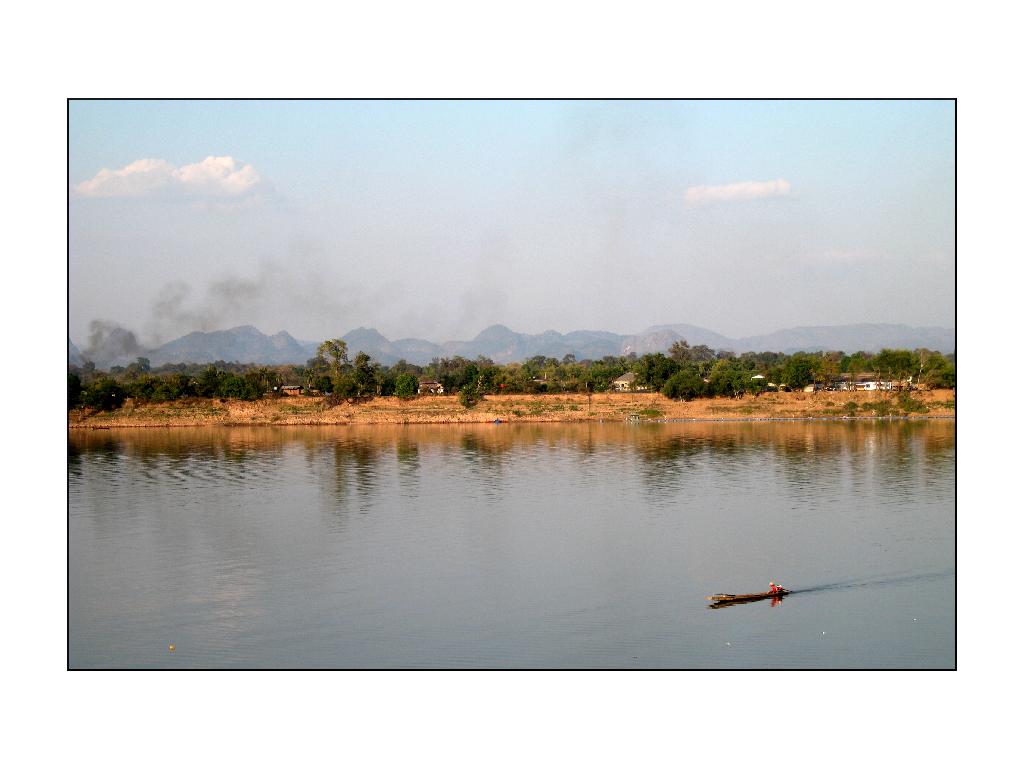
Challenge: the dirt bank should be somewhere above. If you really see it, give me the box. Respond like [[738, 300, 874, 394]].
[[68, 389, 955, 429]]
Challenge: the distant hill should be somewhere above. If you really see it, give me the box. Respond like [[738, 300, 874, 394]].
[[622, 328, 685, 357], [732, 324, 956, 355], [439, 325, 604, 363], [389, 336, 446, 363], [70, 321, 955, 369], [336, 327, 443, 366], [641, 323, 736, 350], [429, 322, 954, 363], [148, 326, 310, 366]]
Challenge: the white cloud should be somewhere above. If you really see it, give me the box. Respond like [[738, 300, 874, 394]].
[[75, 155, 262, 199], [684, 178, 792, 207]]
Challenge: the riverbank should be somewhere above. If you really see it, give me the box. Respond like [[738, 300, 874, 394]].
[[68, 389, 955, 428]]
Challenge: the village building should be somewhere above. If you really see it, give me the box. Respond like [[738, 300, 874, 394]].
[[610, 372, 634, 391], [281, 385, 303, 396], [836, 373, 901, 392], [611, 372, 646, 392], [417, 380, 445, 395]]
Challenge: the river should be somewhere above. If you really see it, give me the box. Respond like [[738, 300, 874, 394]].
[[68, 420, 954, 668]]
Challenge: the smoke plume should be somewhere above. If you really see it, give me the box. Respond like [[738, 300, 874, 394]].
[[83, 320, 143, 366]]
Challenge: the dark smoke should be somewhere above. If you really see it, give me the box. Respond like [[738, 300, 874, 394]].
[[84, 320, 143, 366], [141, 261, 373, 344], [151, 282, 207, 334]]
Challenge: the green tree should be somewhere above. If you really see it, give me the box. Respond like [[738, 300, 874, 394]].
[[304, 353, 330, 390], [128, 375, 160, 402], [748, 374, 768, 395], [394, 372, 418, 398], [918, 351, 956, 389], [690, 344, 717, 364], [68, 372, 82, 408], [459, 378, 480, 408], [780, 354, 815, 389], [309, 374, 333, 394], [317, 339, 349, 379], [874, 348, 916, 388], [635, 353, 680, 391], [245, 367, 280, 397], [706, 359, 746, 396], [668, 340, 691, 362], [845, 351, 874, 376], [813, 353, 842, 388], [155, 373, 195, 400], [332, 374, 360, 399], [196, 366, 224, 397], [662, 368, 705, 401], [476, 364, 502, 394], [351, 352, 379, 397], [82, 378, 127, 411]]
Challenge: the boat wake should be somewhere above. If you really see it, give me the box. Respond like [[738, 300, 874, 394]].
[[789, 569, 954, 596]]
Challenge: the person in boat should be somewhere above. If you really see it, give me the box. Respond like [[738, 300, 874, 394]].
[[769, 581, 784, 594]]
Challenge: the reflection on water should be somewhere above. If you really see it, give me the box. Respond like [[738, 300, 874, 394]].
[[69, 421, 954, 669]]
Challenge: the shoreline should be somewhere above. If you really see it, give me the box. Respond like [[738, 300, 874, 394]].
[[68, 389, 955, 429]]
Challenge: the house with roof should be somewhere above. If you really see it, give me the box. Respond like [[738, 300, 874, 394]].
[[417, 380, 445, 395], [611, 372, 646, 392]]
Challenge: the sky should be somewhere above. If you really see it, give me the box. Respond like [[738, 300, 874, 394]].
[[68, 99, 955, 347]]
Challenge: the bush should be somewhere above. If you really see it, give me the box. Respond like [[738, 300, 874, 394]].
[[896, 393, 929, 414], [332, 374, 360, 399], [459, 386, 479, 409], [308, 375, 332, 394], [82, 378, 127, 411], [865, 400, 897, 417]]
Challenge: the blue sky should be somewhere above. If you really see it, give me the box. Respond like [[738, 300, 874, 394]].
[[69, 100, 954, 346]]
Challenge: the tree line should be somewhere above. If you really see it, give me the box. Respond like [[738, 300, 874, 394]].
[[68, 338, 956, 411]]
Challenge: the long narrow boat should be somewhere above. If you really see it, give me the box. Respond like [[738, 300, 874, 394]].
[[707, 589, 790, 606]]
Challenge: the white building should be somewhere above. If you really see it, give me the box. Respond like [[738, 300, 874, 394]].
[[611, 373, 638, 392]]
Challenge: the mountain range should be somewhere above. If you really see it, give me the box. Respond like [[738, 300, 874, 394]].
[[70, 322, 956, 369]]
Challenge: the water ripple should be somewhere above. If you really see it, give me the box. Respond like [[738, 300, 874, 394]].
[[69, 421, 955, 669]]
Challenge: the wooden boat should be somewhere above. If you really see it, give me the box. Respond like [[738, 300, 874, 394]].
[[707, 589, 790, 606]]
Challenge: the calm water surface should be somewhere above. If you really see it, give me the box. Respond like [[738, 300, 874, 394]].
[[68, 421, 954, 668]]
